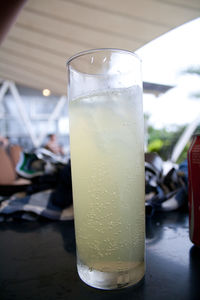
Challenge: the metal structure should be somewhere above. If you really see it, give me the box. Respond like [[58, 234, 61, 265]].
[[0, 79, 174, 149], [0, 80, 67, 148]]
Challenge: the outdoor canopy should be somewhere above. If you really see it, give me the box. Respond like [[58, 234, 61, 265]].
[[0, 0, 200, 96]]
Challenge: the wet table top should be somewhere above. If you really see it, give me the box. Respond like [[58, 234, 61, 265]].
[[0, 210, 200, 300]]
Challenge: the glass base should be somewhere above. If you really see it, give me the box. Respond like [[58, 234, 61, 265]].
[[77, 260, 145, 290]]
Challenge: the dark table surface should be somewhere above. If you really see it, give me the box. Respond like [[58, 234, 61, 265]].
[[0, 210, 200, 300]]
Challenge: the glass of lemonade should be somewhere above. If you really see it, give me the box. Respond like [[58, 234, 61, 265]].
[[67, 49, 145, 290]]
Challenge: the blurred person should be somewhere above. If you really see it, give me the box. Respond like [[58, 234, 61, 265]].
[[45, 134, 64, 156], [0, 135, 9, 148]]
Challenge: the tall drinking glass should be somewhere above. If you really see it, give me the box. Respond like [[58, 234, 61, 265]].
[[67, 49, 145, 290]]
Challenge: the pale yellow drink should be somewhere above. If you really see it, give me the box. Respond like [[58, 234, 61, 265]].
[[69, 86, 145, 289]]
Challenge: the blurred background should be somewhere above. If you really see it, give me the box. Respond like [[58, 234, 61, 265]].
[[0, 0, 200, 164]]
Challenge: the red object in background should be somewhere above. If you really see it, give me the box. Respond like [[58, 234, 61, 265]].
[[187, 134, 200, 247]]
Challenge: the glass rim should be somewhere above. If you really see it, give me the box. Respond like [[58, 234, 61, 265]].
[[66, 48, 141, 67]]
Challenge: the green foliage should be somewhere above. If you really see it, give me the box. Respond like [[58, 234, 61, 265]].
[[176, 143, 190, 165], [183, 66, 200, 76], [148, 139, 163, 152], [182, 65, 200, 100], [145, 65, 200, 163], [147, 124, 187, 162]]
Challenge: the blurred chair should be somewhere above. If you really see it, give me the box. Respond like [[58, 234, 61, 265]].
[[0, 146, 16, 184], [8, 144, 22, 168], [0, 146, 30, 196]]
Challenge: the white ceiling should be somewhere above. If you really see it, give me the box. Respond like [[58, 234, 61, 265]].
[[0, 0, 200, 96]]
